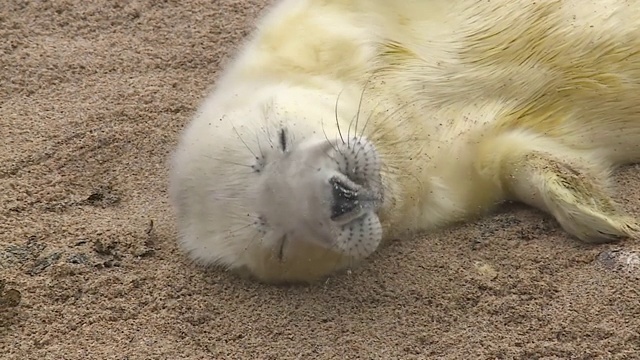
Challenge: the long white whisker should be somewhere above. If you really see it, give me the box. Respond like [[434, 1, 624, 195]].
[[230, 120, 258, 158], [334, 89, 346, 145]]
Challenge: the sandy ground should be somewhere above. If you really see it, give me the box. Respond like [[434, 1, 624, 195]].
[[2, 1, 640, 359]]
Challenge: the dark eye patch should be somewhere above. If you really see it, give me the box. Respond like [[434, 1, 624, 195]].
[[279, 128, 287, 151]]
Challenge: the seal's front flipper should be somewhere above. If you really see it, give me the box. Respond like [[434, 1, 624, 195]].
[[476, 131, 640, 243], [511, 152, 639, 243]]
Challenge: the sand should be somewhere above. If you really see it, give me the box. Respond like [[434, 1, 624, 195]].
[[2, 1, 640, 359]]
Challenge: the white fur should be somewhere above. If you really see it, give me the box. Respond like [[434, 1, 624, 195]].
[[170, 0, 640, 283]]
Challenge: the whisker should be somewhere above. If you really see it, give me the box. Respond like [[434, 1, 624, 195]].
[[242, 230, 264, 255], [353, 102, 417, 160], [357, 101, 378, 144], [347, 113, 354, 148], [211, 196, 255, 203], [334, 89, 346, 145], [352, 102, 382, 160], [353, 73, 374, 144], [326, 153, 342, 168], [261, 98, 278, 150], [230, 121, 258, 159], [224, 223, 256, 237], [255, 132, 265, 159], [321, 116, 340, 154], [263, 124, 275, 149], [202, 155, 255, 169], [380, 165, 425, 189]]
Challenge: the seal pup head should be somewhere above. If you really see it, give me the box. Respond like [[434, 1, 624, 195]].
[[169, 85, 384, 283]]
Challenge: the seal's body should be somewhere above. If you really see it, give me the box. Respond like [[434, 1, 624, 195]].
[[169, 0, 640, 283]]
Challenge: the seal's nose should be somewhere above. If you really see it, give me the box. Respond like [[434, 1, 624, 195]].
[[329, 177, 359, 220]]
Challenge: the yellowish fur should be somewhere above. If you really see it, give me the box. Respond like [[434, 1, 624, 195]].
[[170, 0, 640, 283]]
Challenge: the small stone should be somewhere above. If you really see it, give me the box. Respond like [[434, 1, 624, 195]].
[[596, 248, 640, 276], [0, 288, 21, 308], [474, 261, 498, 280]]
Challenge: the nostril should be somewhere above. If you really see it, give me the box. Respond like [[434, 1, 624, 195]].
[[330, 177, 359, 220]]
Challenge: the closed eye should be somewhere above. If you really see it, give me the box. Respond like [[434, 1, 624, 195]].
[[277, 235, 287, 262], [279, 128, 287, 152]]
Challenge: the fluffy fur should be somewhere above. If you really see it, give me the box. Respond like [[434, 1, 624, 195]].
[[169, 0, 640, 283]]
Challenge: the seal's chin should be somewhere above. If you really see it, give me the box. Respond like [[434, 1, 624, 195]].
[[256, 134, 384, 262]]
